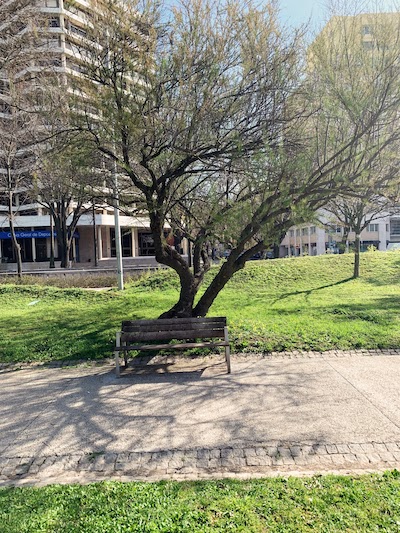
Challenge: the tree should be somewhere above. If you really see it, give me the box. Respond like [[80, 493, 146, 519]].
[[32, 136, 107, 268], [0, 0, 39, 72], [0, 1, 46, 276], [325, 183, 399, 278], [68, 0, 400, 317], [309, 3, 400, 277]]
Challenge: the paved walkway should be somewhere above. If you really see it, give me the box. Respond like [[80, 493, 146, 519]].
[[1, 349, 400, 486]]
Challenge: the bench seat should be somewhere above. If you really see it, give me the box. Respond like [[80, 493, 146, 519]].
[[114, 317, 231, 376]]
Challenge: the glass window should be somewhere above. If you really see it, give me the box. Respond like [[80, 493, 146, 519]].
[[390, 220, 400, 235], [367, 224, 379, 232], [362, 41, 374, 50], [49, 16, 60, 28], [139, 232, 155, 256]]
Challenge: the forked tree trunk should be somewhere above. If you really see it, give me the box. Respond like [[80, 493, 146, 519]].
[[159, 272, 198, 318]]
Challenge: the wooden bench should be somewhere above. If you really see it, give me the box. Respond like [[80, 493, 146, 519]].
[[114, 317, 231, 376]]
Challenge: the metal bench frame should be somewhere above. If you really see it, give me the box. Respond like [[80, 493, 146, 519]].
[[114, 316, 231, 376]]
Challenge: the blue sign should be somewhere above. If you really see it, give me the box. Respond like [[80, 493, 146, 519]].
[[0, 230, 80, 240]]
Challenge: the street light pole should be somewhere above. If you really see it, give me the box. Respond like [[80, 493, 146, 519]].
[[113, 163, 124, 290], [92, 199, 98, 267], [49, 206, 55, 268]]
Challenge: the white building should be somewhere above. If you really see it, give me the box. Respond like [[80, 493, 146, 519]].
[[0, 0, 181, 271], [280, 212, 400, 257]]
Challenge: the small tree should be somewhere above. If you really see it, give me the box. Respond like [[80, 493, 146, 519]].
[[326, 190, 399, 278], [33, 136, 106, 268], [0, 0, 39, 72], [310, 3, 400, 277], [0, 1, 46, 275]]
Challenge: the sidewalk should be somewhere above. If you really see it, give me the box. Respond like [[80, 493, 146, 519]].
[[1, 350, 400, 486]]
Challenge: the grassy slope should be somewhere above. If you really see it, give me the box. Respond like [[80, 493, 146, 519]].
[[1, 252, 400, 363], [1, 472, 400, 532]]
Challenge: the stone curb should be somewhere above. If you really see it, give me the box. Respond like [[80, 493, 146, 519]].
[[1, 441, 400, 487], [1, 348, 400, 373]]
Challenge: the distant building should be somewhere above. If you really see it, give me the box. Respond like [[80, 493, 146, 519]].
[[280, 211, 400, 257], [280, 12, 400, 258]]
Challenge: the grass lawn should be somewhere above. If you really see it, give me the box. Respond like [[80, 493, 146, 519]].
[[1, 472, 400, 532], [1, 252, 400, 363]]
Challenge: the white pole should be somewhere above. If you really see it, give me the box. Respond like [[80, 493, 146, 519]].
[[113, 165, 124, 290]]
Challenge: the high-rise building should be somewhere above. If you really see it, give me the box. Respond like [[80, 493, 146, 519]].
[[0, 0, 177, 271]]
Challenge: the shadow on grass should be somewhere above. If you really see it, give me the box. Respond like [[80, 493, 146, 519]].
[[271, 277, 354, 304], [0, 301, 147, 364]]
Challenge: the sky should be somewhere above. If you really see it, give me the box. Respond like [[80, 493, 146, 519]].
[[279, 0, 325, 28], [279, 0, 399, 29]]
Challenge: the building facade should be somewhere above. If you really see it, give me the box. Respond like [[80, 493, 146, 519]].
[[280, 212, 400, 257], [0, 0, 179, 271]]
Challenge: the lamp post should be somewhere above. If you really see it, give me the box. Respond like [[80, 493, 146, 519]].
[[92, 198, 98, 267], [113, 163, 124, 290], [49, 205, 55, 268]]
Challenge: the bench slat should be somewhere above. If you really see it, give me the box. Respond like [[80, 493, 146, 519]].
[[121, 328, 224, 342], [116, 341, 229, 351], [122, 317, 226, 327], [122, 321, 225, 333]]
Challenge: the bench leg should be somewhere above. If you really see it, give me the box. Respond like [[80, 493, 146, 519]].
[[115, 331, 121, 377], [123, 341, 128, 368], [224, 326, 231, 373]]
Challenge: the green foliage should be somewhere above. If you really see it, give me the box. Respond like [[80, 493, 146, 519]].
[[1, 472, 400, 532], [1, 252, 400, 364]]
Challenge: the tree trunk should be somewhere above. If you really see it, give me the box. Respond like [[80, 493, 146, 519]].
[[193, 258, 242, 317], [8, 191, 22, 278], [54, 213, 70, 268], [353, 233, 360, 278], [159, 272, 198, 318]]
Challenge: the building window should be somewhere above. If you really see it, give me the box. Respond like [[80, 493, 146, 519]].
[[367, 223, 379, 232], [362, 41, 374, 51], [289, 230, 294, 237], [0, 102, 11, 114], [69, 23, 87, 38], [111, 228, 132, 257], [296, 229, 300, 236], [390, 220, 400, 236], [386, 224, 389, 232], [310, 226, 316, 234], [138, 232, 155, 256], [0, 80, 9, 95], [302, 227, 308, 236], [41, 36, 62, 48], [362, 25, 372, 35], [44, 0, 59, 7], [49, 16, 60, 28]]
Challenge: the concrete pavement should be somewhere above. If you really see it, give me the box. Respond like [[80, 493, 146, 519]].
[[1, 349, 400, 486]]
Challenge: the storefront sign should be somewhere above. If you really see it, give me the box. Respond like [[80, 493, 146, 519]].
[[0, 230, 79, 239]]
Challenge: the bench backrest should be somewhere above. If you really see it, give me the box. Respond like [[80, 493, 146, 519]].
[[121, 317, 227, 342]]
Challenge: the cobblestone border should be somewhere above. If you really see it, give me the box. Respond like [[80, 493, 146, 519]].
[[1, 348, 400, 373], [1, 441, 400, 487]]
